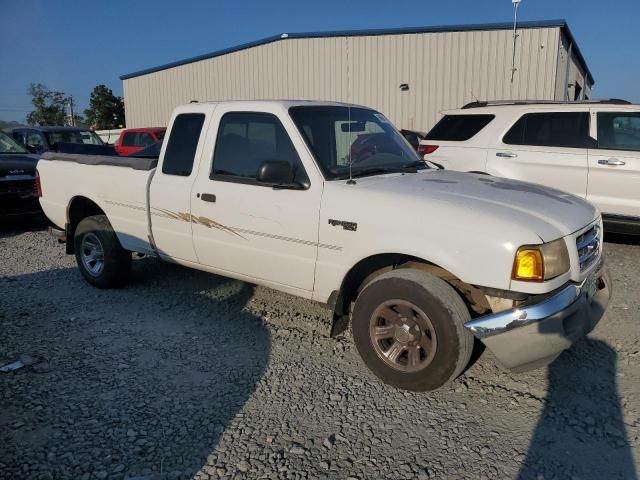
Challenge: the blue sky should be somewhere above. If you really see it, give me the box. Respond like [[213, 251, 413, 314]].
[[1, 0, 639, 122]]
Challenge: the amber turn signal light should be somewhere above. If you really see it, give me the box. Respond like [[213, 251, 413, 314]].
[[512, 248, 544, 281]]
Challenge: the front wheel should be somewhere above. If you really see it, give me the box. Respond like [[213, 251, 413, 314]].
[[352, 269, 473, 391], [74, 215, 131, 288]]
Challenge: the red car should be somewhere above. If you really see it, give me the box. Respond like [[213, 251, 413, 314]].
[[115, 128, 166, 156]]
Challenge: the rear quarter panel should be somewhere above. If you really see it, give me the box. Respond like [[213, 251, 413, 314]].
[[37, 160, 153, 253]]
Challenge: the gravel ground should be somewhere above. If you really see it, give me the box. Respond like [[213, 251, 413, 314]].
[[1, 220, 638, 480]]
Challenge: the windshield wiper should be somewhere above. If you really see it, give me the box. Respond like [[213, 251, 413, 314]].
[[333, 167, 404, 180], [401, 160, 429, 169]]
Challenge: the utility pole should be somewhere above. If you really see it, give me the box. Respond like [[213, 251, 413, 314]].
[[510, 0, 522, 83], [68, 96, 76, 126]]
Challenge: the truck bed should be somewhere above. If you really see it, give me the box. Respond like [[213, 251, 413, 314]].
[[37, 155, 155, 254]]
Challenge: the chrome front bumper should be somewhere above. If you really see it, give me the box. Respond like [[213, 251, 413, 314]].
[[465, 264, 611, 372]]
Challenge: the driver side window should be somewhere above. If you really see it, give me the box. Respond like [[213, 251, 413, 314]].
[[211, 112, 307, 185]]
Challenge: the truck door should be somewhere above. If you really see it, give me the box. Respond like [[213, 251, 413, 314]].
[[190, 107, 322, 294], [587, 108, 640, 220], [149, 111, 209, 263]]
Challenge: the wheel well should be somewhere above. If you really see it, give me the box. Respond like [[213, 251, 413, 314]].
[[329, 254, 491, 337], [66, 196, 106, 253]]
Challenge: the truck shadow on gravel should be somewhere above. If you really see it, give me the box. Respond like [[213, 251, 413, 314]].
[[0, 258, 270, 480], [518, 339, 637, 480], [0, 213, 49, 239]]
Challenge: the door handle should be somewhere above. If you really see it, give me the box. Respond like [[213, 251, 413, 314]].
[[598, 158, 626, 166], [496, 151, 518, 158], [199, 193, 216, 202]]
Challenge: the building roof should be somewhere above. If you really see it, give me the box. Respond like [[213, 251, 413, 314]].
[[121, 19, 594, 85]]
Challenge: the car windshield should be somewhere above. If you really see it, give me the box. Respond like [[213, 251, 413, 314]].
[[46, 130, 104, 146], [0, 131, 28, 154], [289, 106, 425, 180]]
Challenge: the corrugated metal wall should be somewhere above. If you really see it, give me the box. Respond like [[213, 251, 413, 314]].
[[124, 26, 563, 130], [555, 33, 592, 101]]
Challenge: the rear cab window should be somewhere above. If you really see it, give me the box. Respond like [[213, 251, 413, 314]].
[[162, 113, 206, 176], [425, 114, 495, 141], [503, 112, 591, 148]]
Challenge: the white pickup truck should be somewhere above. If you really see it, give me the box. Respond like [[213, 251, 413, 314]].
[[37, 100, 611, 391]]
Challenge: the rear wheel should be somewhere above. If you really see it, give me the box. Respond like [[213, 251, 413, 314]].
[[352, 269, 473, 391], [74, 215, 131, 288]]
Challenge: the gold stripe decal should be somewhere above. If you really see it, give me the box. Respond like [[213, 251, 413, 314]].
[[153, 207, 246, 239], [105, 200, 341, 251]]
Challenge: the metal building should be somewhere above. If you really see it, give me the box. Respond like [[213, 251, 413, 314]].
[[121, 19, 594, 130]]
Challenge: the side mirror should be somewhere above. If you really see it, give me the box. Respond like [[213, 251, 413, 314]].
[[257, 160, 303, 189], [25, 144, 40, 154]]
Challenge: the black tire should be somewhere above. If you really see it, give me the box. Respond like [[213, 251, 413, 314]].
[[352, 269, 473, 391], [74, 215, 131, 288]]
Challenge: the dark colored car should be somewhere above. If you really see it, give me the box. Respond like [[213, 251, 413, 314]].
[[400, 129, 427, 152], [0, 131, 40, 217], [9, 126, 115, 156]]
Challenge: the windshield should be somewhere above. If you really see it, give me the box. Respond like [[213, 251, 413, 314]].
[[46, 130, 104, 146], [289, 106, 424, 180], [0, 131, 28, 154]]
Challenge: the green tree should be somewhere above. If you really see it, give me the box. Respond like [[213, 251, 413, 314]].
[[84, 85, 125, 129], [26, 83, 68, 126]]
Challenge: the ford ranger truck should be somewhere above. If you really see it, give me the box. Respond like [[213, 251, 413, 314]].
[[36, 100, 611, 391]]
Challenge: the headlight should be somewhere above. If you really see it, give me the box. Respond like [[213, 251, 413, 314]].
[[512, 238, 570, 282]]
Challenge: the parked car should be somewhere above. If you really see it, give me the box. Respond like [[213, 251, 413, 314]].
[[0, 131, 40, 217], [9, 126, 115, 156], [37, 100, 610, 391], [114, 128, 166, 156], [400, 129, 427, 152], [419, 99, 640, 234]]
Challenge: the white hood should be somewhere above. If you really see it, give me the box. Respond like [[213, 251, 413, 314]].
[[348, 170, 598, 242]]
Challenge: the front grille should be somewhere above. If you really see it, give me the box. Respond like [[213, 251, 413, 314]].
[[576, 224, 600, 271]]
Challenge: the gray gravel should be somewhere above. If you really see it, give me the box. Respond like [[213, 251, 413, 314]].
[[1, 223, 639, 480]]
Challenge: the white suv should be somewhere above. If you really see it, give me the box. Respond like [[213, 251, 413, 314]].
[[419, 100, 640, 234]]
